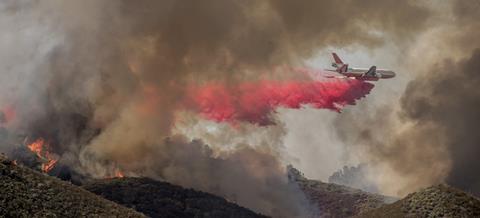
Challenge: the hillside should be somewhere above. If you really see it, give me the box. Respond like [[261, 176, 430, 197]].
[[0, 154, 144, 217], [83, 177, 268, 218], [356, 184, 480, 218], [288, 166, 393, 217]]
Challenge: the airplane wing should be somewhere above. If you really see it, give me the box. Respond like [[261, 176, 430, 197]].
[[365, 66, 377, 77]]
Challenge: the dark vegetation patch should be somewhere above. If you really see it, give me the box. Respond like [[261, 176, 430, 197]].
[[0, 154, 144, 217], [288, 166, 391, 217], [83, 177, 268, 218]]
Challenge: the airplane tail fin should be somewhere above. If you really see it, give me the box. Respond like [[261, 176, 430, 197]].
[[332, 53, 343, 65], [332, 53, 347, 73]]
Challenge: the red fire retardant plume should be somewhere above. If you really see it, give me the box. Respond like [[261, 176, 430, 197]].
[[185, 79, 374, 125]]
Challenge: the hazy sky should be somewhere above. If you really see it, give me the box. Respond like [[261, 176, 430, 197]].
[[1, 1, 479, 215]]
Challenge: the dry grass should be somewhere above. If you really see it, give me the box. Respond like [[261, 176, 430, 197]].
[[356, 184, 480, 218], [0, 154, 144, 217], [289, 166, 391, 217], [83, 177, 268, 218]]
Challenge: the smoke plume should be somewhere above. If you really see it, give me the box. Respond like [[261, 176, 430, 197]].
[[0, 0, 432, 216], [334, 0, 480, 196], [401, 50, 480, 194]]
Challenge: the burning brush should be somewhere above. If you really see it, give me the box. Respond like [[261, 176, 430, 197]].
[[25, 138, 58, 173]]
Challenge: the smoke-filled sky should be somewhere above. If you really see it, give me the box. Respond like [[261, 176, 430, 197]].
[[0, 0, 479, 216], [329, 0, 480, 197]]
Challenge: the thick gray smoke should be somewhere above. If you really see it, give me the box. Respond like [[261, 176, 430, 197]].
[[334, 0, 480, 196], [0, 0, 432, 216], [401, 50, 480, 195], [329, 164, 380, 193]]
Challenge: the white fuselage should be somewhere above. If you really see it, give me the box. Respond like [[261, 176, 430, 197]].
[[344, 68, 396, 79], [329, 53, 396, 81]]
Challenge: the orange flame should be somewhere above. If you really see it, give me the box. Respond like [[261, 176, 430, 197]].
[[106, 168, 125, 179], [114, 169, 125, 178], [27, 138, 45, 155], [27, 138, 58, 173], [42, 158, 58, 172]]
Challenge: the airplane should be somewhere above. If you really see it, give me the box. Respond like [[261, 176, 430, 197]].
[[325, 53, 395, 81]]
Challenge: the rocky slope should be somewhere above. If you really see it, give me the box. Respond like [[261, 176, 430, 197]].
[[0, 154, 144, 217], [288, 166, 393, 217], [83, 177, 268, 218], [356, 184, 480, 218]]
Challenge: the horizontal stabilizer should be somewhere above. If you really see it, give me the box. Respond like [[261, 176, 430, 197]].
[[365, 66, 376, 76]]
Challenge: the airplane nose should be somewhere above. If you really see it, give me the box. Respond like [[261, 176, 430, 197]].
[[384, 71, 395, 78]]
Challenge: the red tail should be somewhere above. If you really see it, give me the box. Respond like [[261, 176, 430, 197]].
[[332, 53, 343, 64]]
